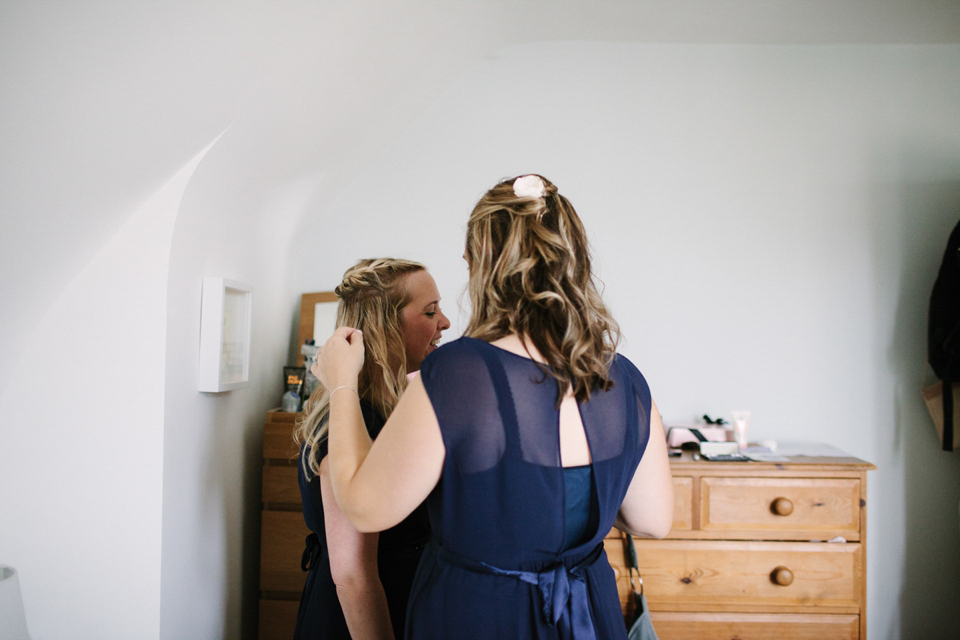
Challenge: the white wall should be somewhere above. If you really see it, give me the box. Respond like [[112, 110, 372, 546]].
[[0, 143, 211, 639], [1, 2, 958, 639], [289, 42, 960, 639], [0, 3, 502, 637], [159, 136, 308, 639]]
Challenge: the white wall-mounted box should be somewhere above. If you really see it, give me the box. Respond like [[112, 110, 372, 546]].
[[199, 277, 252, 392]]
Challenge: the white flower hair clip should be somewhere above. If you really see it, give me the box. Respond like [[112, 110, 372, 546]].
[[513, 175, 546, 199]]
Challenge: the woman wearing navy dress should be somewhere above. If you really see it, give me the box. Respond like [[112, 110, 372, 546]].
[[315, 176, 674, 639], [293, 258, 450, 640]]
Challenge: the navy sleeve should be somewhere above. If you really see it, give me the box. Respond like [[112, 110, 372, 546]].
[[613, 353, 652, 458], [420, 338, 506, 474]]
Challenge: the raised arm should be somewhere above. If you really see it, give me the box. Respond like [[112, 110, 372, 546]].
[[318, 457, 395, 640], [315, 328, 445, 533], [616, 398, 674, 538]]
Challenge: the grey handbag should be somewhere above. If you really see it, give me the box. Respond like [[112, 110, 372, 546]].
[[625, 533, 659, 640]]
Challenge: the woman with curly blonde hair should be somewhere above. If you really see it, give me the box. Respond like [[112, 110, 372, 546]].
[[315, 176, 673, 640], [293, 258, 449, 640]]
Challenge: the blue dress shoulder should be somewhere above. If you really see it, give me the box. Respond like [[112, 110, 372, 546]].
[[294, 400, 431, 640], [411, 337, 652, 640]]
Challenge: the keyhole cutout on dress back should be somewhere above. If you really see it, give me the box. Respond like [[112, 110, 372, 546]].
[[487, 334, 593, 468], [559, 390, 592, 467]]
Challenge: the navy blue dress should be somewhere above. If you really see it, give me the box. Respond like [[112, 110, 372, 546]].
[[294, 400, 431, 640], [410, 337, 651, 640]]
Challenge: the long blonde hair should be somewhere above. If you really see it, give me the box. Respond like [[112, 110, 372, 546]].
[[294, 258, 426, 478], [465, 175, 620, 405]]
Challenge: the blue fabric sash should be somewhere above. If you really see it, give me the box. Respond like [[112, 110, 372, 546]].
[[436, 542, 603, 640]]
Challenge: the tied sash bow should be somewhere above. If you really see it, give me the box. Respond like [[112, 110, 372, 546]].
[[300, 532, 320, 571], [437, 543, 603, 640]]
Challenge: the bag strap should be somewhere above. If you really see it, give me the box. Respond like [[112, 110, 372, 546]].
[[623, 531, 644, 596]]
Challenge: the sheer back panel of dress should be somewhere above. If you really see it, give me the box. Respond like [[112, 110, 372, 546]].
[[420, 337, 652, 565], [412, 337, 652, 639]]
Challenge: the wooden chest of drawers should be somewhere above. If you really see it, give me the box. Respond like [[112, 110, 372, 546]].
[[259, 412, 875, 639], [605, 451, 875, 640], [259, 410, 308, 640]]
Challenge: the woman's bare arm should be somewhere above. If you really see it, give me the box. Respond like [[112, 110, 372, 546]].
[[326, 374, 444, 532], [616, 398, 674, 538], [316, 328, 445, 533], [319, 458, 395, 640]]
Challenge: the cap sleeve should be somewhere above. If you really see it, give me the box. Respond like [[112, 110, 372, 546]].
[[614, 353, 652, 457], [419, 338, 506, 473]]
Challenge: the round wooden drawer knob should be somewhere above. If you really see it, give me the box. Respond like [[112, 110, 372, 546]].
[[771, 566, 794, 586], [771, 497, 794, 516]]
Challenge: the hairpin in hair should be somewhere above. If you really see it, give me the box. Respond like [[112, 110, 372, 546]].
[[513, 175, 546, 199]]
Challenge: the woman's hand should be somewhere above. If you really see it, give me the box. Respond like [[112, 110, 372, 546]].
[[313, 327, 365, 389]]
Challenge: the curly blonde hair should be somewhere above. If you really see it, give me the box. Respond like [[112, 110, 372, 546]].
[[465, 175, 620, 405], [294, 258, 426, 478]]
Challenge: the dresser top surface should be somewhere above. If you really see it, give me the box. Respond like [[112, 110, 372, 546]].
[[669, 449, 876, 471]]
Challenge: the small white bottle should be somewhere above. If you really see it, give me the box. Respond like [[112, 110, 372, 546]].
[[281, 390, 300, 413]]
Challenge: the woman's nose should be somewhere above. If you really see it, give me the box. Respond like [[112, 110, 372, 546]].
[[439, 311, 451, 330]]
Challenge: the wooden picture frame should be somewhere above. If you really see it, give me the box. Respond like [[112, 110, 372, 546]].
[[296, 291, 338, 366]]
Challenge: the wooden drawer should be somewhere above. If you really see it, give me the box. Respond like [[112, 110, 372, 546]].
[[262, 464, 301, 505], [671, 476, 693, 531], [260, 510, 310, 592], [264, 411, 300, 460], [649, 612, 859, 640], [700, 477, 861, 540], [258, 599, 300, 640], [260, 410, 306, 639], [608, 539, 862, 612]]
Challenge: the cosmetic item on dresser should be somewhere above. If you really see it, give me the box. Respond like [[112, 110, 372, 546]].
[[281, 367, 305, 412], [666, 426, 731, 448], [300, 342, 321, 401], [730, 410, 751, 450]]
